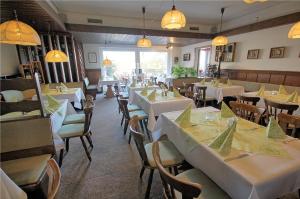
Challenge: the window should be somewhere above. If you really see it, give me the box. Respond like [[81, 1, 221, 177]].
[[196, 46, 211, 75], [139, 51, 168, 78], [102, 51, 136, 78]]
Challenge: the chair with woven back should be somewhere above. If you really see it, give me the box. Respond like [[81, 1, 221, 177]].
[[238, 96, 260, 106], [278, 113, 300, 138], [152, 141, 230, 199], [264, 99, 299, 120], [129, 116, 185, 199], [229, 101, 262, 124], [57, 102, 94, 165]]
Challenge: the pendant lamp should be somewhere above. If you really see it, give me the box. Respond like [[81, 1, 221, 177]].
[[244, 0, 267, 4], [103, 41, 112, 67], [0, 10, 41, 46], [212, 8, 228, 46], [161, 0, 186, 30], [288, 21, 300, 39], [137, 7, 152, 48]]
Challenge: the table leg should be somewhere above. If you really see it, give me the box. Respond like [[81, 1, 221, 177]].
[[105, 85, 114, 98]]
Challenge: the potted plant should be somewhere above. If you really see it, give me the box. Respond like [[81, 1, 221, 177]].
[[172, 65, 185, 78], [185, 68, 197, 77]]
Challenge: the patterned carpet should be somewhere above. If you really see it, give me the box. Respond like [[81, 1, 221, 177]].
[[56, 94, 299, 199]]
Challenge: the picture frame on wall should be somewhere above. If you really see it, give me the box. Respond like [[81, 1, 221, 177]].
[[183, 53, 191, 61], [270, 47, 285, 58], [215, 42, 236, 62], [88, 52, 97, 63], [174, 56, 179, 63], [247, 49, 260, 59]]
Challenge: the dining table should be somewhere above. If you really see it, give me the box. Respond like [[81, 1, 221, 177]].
[[243, 90, 300, 115], [194, 82, 244, 103], [153, 107, 300, 199], [132, 89, 195, 131], [128, 84, 159, 103], [98, 77, 119, 98]]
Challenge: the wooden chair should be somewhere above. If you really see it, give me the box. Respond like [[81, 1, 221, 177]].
[[83, 77, 98, 99], [152, 141, 230, 199], [183, 83, 195, 99], [238, 96, 260, 106], [46, 159, 61, 199], [264, 99, 299, 120], [114, 84, 129, 98], [58, 103, 94, 165], [278, 113, 300, 138], [193, 86, 215, 107], [158, 81, 168, 90], [117, 95, 141, 126], [129, 117, 184, 199], [229, 101, 262, 124], [119, 99, 148, 143]]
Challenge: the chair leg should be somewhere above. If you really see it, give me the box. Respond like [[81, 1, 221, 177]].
[[128, 131, 132, 144], [139, 120, 145, 132], [173, 166, 179, 175], [168, 167, 173, 174], [85, 135, 93, 148], [66, 138, 70, 152], [145, 169, 154, 199], [139, 166, 145, 178], [123, 120, 129, 135], [58, 149, 64, 167], [80, 136, 91, 161], [143, 120, 151, 141], [121, 114, 124, 126]]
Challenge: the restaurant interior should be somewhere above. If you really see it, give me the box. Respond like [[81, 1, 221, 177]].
[[1, 0, 300, 199]]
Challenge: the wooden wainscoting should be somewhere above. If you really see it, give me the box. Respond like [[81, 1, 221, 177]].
[[85, 69, 101, 85], [222, 69, 300, 87]]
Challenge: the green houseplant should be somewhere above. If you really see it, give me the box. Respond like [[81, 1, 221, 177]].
[[172, 65, 185, 78]]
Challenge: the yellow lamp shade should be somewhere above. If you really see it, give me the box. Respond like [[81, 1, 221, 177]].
[[161, 6, 186, 30], [0, 20, 41, 46], [45, 50, 69, 62], [244, 0, 267, 4], [288, 21, 300, 39], [137, 37, 152, 48], [212, 36, 229, 46], [103, 57, 112, 66]]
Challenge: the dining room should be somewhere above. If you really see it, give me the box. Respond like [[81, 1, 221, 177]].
[[1, 0, 300, 199]]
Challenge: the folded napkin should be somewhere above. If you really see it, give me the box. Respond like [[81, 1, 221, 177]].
[[256, 85, 265, 97], [175, 104, 193, 128], [209, 119, 237, 156], [173, 88, 181, 97], [200, 78, 206, 85], [140, 86, 148, 96], [287, 91, 298, 103], [46, 95, 60, 110], [147, 90, 156, 101], [266, 117, 286, 139], [227, 79, 232, 86], [60, 83, 68, 90], [278, 85, 288, 95], [221, 101, 235, 118], [213, 80, 220, 87]]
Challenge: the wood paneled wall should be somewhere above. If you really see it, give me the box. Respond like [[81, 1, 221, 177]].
[[222, 69, 300, 87], [85, 69, 101, 85]]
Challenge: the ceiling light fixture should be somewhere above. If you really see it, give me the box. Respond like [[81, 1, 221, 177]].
[[212, 8, 228, 46], [0, 10, 41, 46], [103, 41, 112, 67], [137, 7, 152, 48], [288, 21, 300, 39], [243, 0, 268, 4], [161, 0, 186, 30]]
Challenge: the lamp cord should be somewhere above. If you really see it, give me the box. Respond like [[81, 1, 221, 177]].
[[13, 10, 18, 21], [142, 6, 146, 37], [220, 8, 225, 33]]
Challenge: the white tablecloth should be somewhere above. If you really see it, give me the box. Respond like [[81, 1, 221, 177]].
[[33, 88, 85, 109], [98, 79, 119, 87], [153, 107, 300, 199], [194, 83, 244, 103], [132, 90, 195, 131], [128, 85, 159, 103], [243, 91, 300, 115], [1, 169, 27, 199]]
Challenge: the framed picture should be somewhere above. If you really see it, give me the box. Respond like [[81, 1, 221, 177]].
[[247, 49, 259, 59], [215, 42, 236, 62], [270, 47, 285, 58], [183, 53, 191, 61], [174, 56, 179, 63], [88, 52, 97, 63]]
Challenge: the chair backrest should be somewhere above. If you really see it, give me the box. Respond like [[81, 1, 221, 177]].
[[278, 113, 300, 138], [230, 101, 262, 124], [83, 103, 94, 134], [158, 81, 168, 90], [184, 83, 194, 98], [129, 116, 149, 166], [119, 99, 130, 119], [238, 96, 260, 106], [264, 99, 299, 120], [84, 77, 90, 87], [85, 94, 94, 103], [152, 142, 202, 199], [47, 158, 61, 199]]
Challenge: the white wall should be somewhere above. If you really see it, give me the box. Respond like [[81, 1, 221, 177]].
[[0, 44, 19, 76], [180, 24, 300, 72]]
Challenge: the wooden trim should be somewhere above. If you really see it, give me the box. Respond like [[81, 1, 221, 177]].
[[65, 23, 212, 39], [216, 12, 300, 37]]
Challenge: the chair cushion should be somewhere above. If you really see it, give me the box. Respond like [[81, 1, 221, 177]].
[[127, 104, 141, 112], [175, 169, 230, 199], [58, 123, 84, 138], [129, 110, 148, 119], [2, 154, 51, 186], [145, 140, 184, 168], [63, 114, 85, 125], [1, 90, 24, 102], [87, 85, 97, 90]]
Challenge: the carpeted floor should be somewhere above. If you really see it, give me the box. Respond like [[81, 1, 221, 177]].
[[56, 94, 299, 199]]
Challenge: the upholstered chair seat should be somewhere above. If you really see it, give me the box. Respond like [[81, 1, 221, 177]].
[[129, 110, 148, 119], [58, 123, 85, 138], [63, 114, 85, 125], [127, 104, 141, 112]]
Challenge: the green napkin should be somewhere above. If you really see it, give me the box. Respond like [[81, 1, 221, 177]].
[[209, 119, 237, 156], [287, 91, 298, 103], [46, 95, 60, 110], [175, 104, 193, 128], [173, 88, 181, 97], [140, 86, 148, 96], [221, 101, 235, 118], [147, 90, 156, 101], [256, 85, 265, 97], [266, 117, 286, 139], [213, 80, 220, 87], [60, 83, 68, 90], [227, 79, 232, 86], [200, 78, 206, 85], [278, 85, 288, 95]]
